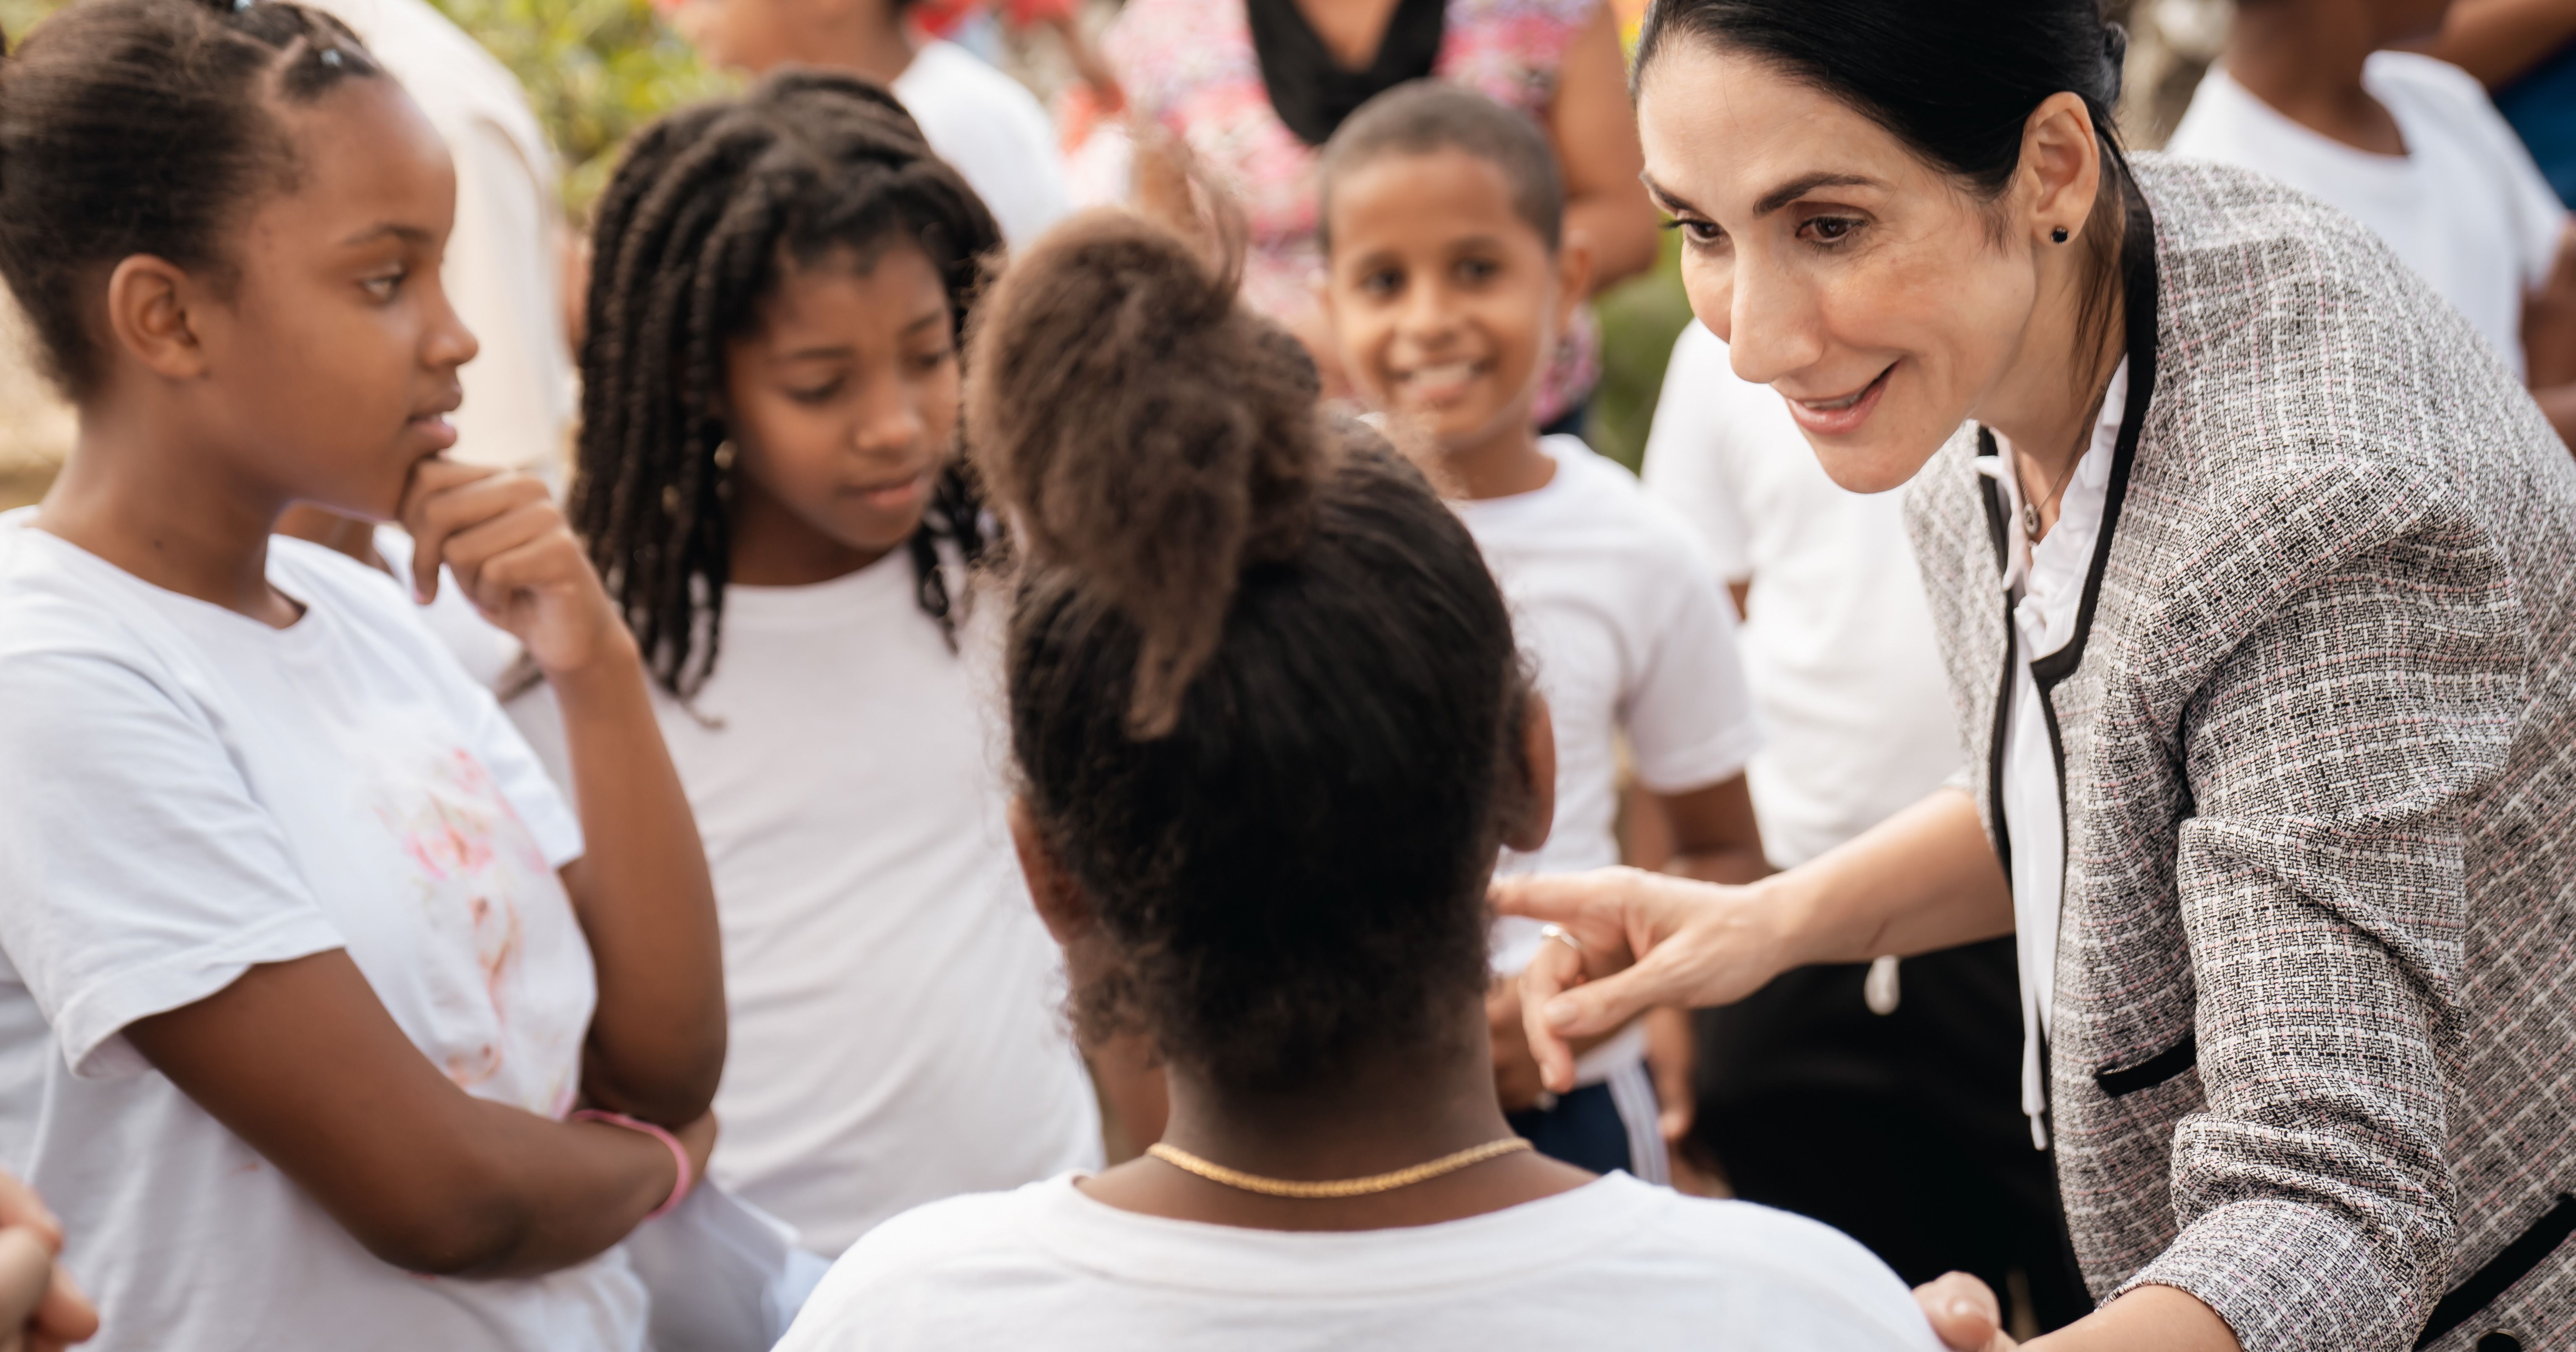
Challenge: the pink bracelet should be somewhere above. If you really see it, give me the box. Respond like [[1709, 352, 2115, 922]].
[[572, 1109, 694, 1221]]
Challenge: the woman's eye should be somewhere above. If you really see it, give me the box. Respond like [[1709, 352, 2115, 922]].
[[1360, 269, 1401, 297], [361, 270, 405, 300], [1455, 257, 1498, 284], [1664, 218, 1724, 247], [1801, 215, 1862, 244], [910, 346, 956, 374]]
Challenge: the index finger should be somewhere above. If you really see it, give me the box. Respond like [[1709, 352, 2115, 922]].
[[0, 1171, 60, 1254], [395, 458, 504, 603], [1518, 931, 1591, 1094]]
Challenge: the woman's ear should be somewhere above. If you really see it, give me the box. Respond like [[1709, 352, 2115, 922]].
[[104, 254, 212, 381], [1009, 796, 1096, 945], [2017, 89, 2106, 248], [1503, 692, 1557, 853]]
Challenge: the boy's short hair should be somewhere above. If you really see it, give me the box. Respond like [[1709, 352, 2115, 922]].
[[1319, 81, 1566, 253]]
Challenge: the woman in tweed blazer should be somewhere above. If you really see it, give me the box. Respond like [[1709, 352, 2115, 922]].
[[1498, 3, 2576, 1351]]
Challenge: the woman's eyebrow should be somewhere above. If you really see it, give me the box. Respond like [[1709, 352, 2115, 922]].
[[1753, 172, 1877, 217], [1640, 172, 1698, 217]]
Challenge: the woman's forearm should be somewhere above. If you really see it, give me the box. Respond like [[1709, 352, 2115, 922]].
[[1773, 786, 2014, 966], [551, 645, 725, 1125], [2025, 1284, 2243, 1352]]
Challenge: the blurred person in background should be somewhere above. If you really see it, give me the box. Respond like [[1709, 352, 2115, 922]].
[[1081, 0, 1658, 432], [2426, 0, 2576, 206], [2165, 0, 2576, 444], [1642, 323, 2088, 1334], [667, 0, 1071, 246]]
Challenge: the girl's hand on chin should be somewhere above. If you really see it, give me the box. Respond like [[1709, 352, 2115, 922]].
[[397, 458, 635, 680]]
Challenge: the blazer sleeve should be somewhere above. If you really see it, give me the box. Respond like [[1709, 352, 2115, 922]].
[[2116, 460, 2527, 1352]]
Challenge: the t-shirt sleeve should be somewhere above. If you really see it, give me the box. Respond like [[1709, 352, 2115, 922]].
[[0, 647, 344, 1078], [1622, 516, 1764, 794], [1641, 324, 1755, 583]]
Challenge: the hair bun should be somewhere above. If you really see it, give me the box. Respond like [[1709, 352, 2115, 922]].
[[2098, 21, 2128, 105], [966, 210, 1326, 737]]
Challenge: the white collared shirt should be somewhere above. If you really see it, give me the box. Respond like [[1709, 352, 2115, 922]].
[[1977, 359, 2129, 1148]]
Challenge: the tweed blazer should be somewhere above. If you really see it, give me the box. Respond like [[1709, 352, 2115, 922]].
[[1905, 154, 2576, 1352]]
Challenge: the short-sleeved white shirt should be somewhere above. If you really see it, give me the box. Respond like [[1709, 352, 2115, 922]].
[[2166, 51, 2568, 376], [0, 510, 644, 1351], [1640, 325, 1963, 871], [508, 548, 1102, 1255], [1451, 436, 1762, 1078], [772, 1172, 1943, 1351]]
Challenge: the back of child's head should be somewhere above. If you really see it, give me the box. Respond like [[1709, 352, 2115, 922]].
[[0, 0, 383, 397], [966, 211, 1532, 1097], [1317, 81, 1565, 256], [575, 69, 1003, 698]]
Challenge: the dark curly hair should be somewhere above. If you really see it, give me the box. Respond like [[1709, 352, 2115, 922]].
[[0, 0, 382, 397], [573, 69, 1004, 700], [967, 211, 1534, 1096]]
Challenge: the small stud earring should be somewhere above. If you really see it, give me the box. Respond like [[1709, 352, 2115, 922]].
[[2051, 226, 2070, 244]]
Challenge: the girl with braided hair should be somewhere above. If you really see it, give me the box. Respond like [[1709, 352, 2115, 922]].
[[0, 0, 727, 1347], [517, 69, 1103, 1256]]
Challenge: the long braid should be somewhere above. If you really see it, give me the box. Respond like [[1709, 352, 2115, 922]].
[[573, 71, 1004, 698]]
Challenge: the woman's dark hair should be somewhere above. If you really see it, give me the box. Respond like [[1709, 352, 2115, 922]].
[[0, 0, 382, 398], [967, 211, 1530, 1096], [574, 70, 1004, 699], [1636, 0, 2134, 363]]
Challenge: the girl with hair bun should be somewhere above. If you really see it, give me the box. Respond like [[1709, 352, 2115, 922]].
[[514, 69, 1105, 1257], [0, 0, 726, 1347], [1501, 1, 2576, 1349], [770, 209, 1944, 1351]]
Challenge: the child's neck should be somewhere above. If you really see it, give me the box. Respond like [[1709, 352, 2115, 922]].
[[799, 6, 921, 89], [727, 477, 900, 587], [1434, 421, 1555, 502], [2226, 8, 2403, 157], [1084, 1023, 1591, 1230], [37, 402, 299, 626]]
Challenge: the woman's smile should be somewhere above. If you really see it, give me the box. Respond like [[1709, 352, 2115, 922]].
[[1779, 363, 1894, 437]]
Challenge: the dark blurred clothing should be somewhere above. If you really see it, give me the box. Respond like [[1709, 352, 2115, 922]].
[[2498, 40, 2576, 208], [1689, 937, 2091, 1333]]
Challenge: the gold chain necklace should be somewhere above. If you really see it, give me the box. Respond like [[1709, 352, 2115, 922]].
[[1145, 1138, 1533, 1199]]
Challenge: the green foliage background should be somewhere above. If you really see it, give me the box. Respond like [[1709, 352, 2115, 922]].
[[0, 0, 728, 216], [421, 0, 730, 211]]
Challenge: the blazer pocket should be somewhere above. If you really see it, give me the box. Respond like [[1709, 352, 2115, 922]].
[[2094, 1032, 2198, 1098]]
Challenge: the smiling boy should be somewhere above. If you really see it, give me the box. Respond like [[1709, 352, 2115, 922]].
[[1319, 81, 1770, 1180]]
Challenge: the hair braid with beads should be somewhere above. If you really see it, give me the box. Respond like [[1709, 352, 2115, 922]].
[[572, 70, 1003, 700]]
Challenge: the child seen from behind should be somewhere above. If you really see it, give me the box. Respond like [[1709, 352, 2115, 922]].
[[519, 71, 1104, 1257], [1319, 81, 1769, 1176], [771, 209, 1937, 1350]]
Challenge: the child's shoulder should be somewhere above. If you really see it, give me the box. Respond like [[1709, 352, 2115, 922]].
[[775, 1180, 1068, 1349], [1630, 1189, 1940, 1347], [1537, 436, 1724, 571]]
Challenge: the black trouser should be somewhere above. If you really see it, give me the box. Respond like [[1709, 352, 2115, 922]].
[[1688, 936, 2092, 1333]]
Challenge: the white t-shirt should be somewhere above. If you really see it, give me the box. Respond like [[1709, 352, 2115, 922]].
[[1450, 436, 1762, 1081], [303, 0, 577, 486], [1640, 324, 1963, 871], [0, 511, 644, 1352], [893, 40, 1073, 249], [773, 1172, 1942, 1351], [510, 548, 1101, 1255], [1979, 360, 2129, 1150], [2166, 51, 2567, 376]]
